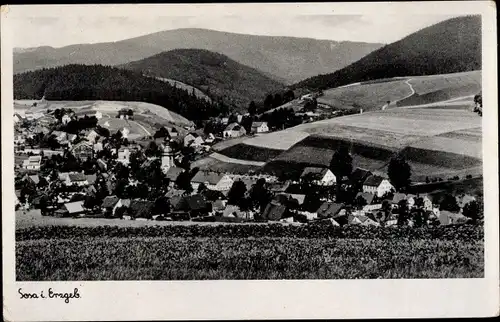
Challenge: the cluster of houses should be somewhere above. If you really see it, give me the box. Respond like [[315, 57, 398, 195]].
[[14, 106, 478, 226]]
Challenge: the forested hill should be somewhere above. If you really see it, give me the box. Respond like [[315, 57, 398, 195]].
[[13, 64, 229, 121], [293, 15, 482, 91], [121, 49, 284, 112]]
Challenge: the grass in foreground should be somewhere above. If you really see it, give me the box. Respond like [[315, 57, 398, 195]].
[[16, 237, 483, 281]]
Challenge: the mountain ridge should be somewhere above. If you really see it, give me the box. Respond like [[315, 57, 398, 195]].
[[121, 48, 284, 112], [13, 28, 384, 84], [293, 15, 481, 91]]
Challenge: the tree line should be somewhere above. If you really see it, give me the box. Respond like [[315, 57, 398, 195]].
[[13, 64, 228, 121]]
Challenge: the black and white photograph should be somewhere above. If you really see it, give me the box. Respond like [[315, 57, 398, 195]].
[[2, 2, 498, 320]]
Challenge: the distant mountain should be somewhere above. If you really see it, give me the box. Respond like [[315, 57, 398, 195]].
[[13, 28, 384, 84], [293, 15, 482, 91], [13, 64, 227, 121], [121, 49, 284, 111]]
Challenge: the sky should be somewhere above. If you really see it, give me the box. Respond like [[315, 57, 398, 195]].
[[11, 13, 461, 48]]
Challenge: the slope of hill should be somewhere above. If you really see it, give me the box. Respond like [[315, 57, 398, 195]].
[[294, 15, 481, 91], [122, 49, 284, 111], [13, 64, 224, 121], [13, 28, 384, 84]]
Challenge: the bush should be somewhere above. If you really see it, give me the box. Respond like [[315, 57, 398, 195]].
[[16, 224, 484, 242]]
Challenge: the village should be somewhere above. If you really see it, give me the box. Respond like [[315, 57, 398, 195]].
[[14, 100, 481, 228]]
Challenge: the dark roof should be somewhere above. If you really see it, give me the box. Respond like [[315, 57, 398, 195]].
[[191, 171, 225, 185], [392, 193, 407, 204], [262, 201, 287, 221], [212, 200, 226, 211], [356, 192, 375, 205], [316, 202, 345, 218], [101, 195, 119, 208], [170, 195, 186, 210], [129, 200, 154, 218], [203, 189, 227, 201], [184, 194, 209, 211], [300, 167, 329, 180], [165, 167, 184, 182], [363, 175, 386, 187], [350, 168, 373, 183], [68, 173, 87, 182], [268, 181, 291, 193]]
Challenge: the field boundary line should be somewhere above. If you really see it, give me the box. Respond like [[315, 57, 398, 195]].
[[210, 152, 266, 166]]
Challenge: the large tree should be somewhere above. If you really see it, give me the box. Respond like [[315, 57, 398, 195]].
[[439, 193, 460, 212], [329, 146, 353, 197], [227, 180, 247, 206], [462, 200, 481, 224], [388, 155, 412, 192]]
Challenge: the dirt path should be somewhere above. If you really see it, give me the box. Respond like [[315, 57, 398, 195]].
[[210, 152, 266, 166], [128, 120, 152, 136]]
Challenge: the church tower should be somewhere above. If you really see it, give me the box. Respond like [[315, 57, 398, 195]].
[[161, 140, 175, 173]]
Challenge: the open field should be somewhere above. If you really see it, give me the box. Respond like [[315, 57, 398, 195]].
[[315, 71, 481, 111], [191, 155, 262, 174], [151, 76, 213, 103], [16, 236, 483, 280], [14, 100, 193, 127], [97, 117, 154, 140], [397, 71, 481, 107], [218, 144, 284, 162], [318, 79, 412, 110], [215, 105, 481, 181], [243, 130, 310, 150], [15, 210, 264, 229]]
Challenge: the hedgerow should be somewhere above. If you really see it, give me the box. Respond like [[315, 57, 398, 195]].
[[16, 224, 483, 241]]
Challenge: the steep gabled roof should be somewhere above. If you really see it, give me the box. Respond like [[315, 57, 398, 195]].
[[356, 192, 375, 205], [64, 201, 85, 214], [184, 194, 209, 211], [224, 123, 244, 131], [363, 175, 386, 187], [101, 195, 120, 208], [316, 202, 345, 218], [191, 171, 225, 185], [68, 173, 87, 182], [350, 168, 373, 183], [262, 201, 287, 221], [301, 167, 330, 180], [165, 167, 184, 182]]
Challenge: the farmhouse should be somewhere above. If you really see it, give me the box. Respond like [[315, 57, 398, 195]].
[[362, 175, 394, 197], [101, 196, 126, 217], [22, 156, 42, 171], [191, 171, 234, 191], [62, 114, 72, 125], [184, 133, 204, 147], [223, 123, 246, 138], [262, 201, 288, 221], [86, 130, 100, 143], [251, 122, 269, 134], [300, 167, 336, 186], [349, 168, 373, 186], [117, 147, 132, 165], [66, 173, 89, 186], [356, 192, 375, 206], [62, 201, 86, 216], [165, 167, 184, 185], [316, 202, 345, 219], [71, 141, 93, 160]]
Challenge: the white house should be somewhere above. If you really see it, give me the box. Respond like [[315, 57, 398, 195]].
[[184, 133, 204, 147], [22, 156, 42, 171], [65, 173, 89, 186], [204, 133, 216, 144], [251, 122, 269, 134], [86, 130, 100, 143], [191, 171, 234, 192], [62, 114, 72, 125], [121, 127, 130, 139], [362, 175, 394, 197], [223, 123, 246, 138], [300, 167, 336, 186], [117, 147, 131, 165]]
